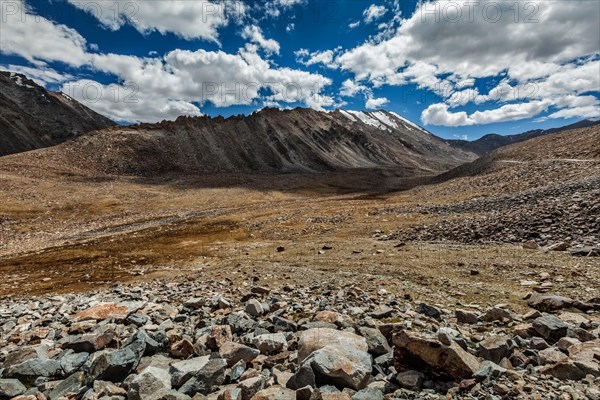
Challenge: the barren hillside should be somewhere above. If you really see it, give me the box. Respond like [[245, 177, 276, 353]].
[[0, 71, 115, 156], [11, 107, 475, 176]]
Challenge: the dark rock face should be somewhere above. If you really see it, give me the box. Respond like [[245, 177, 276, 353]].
[[0, 71, 115, 156]]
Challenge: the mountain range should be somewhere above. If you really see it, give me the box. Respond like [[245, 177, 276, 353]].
[[0, 70, 596, 176]]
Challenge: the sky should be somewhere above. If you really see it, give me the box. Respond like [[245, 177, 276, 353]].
[[1, 0, 599, 140]]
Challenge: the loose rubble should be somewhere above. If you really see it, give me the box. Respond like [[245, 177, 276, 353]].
[[1, 279, 599, 400]]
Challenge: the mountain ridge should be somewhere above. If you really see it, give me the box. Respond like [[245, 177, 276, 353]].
[[0, 71, 115, 156], [447, 119, 600, 155]]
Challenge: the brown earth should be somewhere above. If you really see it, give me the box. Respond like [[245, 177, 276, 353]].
[[0, 125, 598, 312]]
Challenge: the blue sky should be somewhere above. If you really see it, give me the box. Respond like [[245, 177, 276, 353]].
[[1, 0, 599, 140]]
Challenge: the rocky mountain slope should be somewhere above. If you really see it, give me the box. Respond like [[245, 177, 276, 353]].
[[383, 124, 600, 248], [449, 119, 600, 156], [0, 71, 115, 156], [21, 108, 475, 176]]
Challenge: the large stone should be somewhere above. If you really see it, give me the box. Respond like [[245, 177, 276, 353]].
[[128, 366, 172, 400], [393, 330, 481, 379], [351, 387, 384, 400], [416, 303, 441, 320], [296, 328, 371, 390], [357, 327, 391, 356], [528, 292, 574, 312], [533, 315, 570, 343], [537, 347, 568, 365], [60, 327, 117, 353], [226, 312, 257, 334], [477, 335, 513, 364], [72, 303, 128, 321], [303, 343, 372, 390], [251, 385, 295, 400], [252, 333, 287, 355], [169, 356, 211, 387], [245, 300, 264, 317], [170, 339, 195, 359], [237, 376, 264, 400], [178, 356, 226, 396], [0, 379, 27, 398], [455, 309, 478, 324], [285, 363, 316, 390], [480, 307, 513, 322], [46, 371, 85, 400], [219, 342, 260, 367], [87, 335, 146, 383], [298, 328, 368, 363], [207, 325, 233, 351], [59, 350, 89, 375], [395, 370, 425, 390]]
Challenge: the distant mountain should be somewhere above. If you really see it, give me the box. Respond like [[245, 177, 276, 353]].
[[0, 71, 115, 156], [448, 119, 600, 156], [2, 107, 476, 176]]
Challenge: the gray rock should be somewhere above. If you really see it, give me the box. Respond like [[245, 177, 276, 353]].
[[245, 299, 264, 317], [395, 370, 425, 390], [219, 341, 260, 367], [226, 312, 257, 334], [393, 330, 481, 379], [87, 335, 146, 383], [178, 356, 226, 396], [169, 356, 211, 388], [286, 363, 316, 390], [59, 350, 89, 375], [357, 327, 391, 356], [473, 361, 507, 380], [528, 292, 575, 312], [477, 335, 513, 364], [128, 366, 172, 400], [46, 371, 85, 400], [455, 309, 479, 324], [533, 315, 570, 343], [416, 303, 441, 320], [5, 357, 62, 379], [304, 343, 372, 391], [0, 379, 27, 398], [252, 333, 287, 354], [127, 313, 149, 327], [352, 387, 384, 400]]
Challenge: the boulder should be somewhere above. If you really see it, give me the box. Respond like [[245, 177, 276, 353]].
[[128, 366, 172, 400], [169, 356, 211, 387], [532, 315, 570, 343], [252, 333, 287, 354], [46, 371, 85, 400], [303, 344, 372, 390], [72, 303, 128, 321], [357, 327, 391, 356], [87, 335, 146, 383], [393, 330, 481, 379], [0, 379, 27, 398], [251, 385, 295, 400], [219, 342, 260, 367], [528, 292, 575, 312], [395, 370, 425, 390], [178, 356, 226, 396], [455, 309, 479, 324], [298, 328, 368, 362], [477, 335, 513, 364]]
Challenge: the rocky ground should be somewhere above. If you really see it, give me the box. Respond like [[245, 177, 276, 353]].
[[1, 126, 599, 398], [1, 277, 599, 400]]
